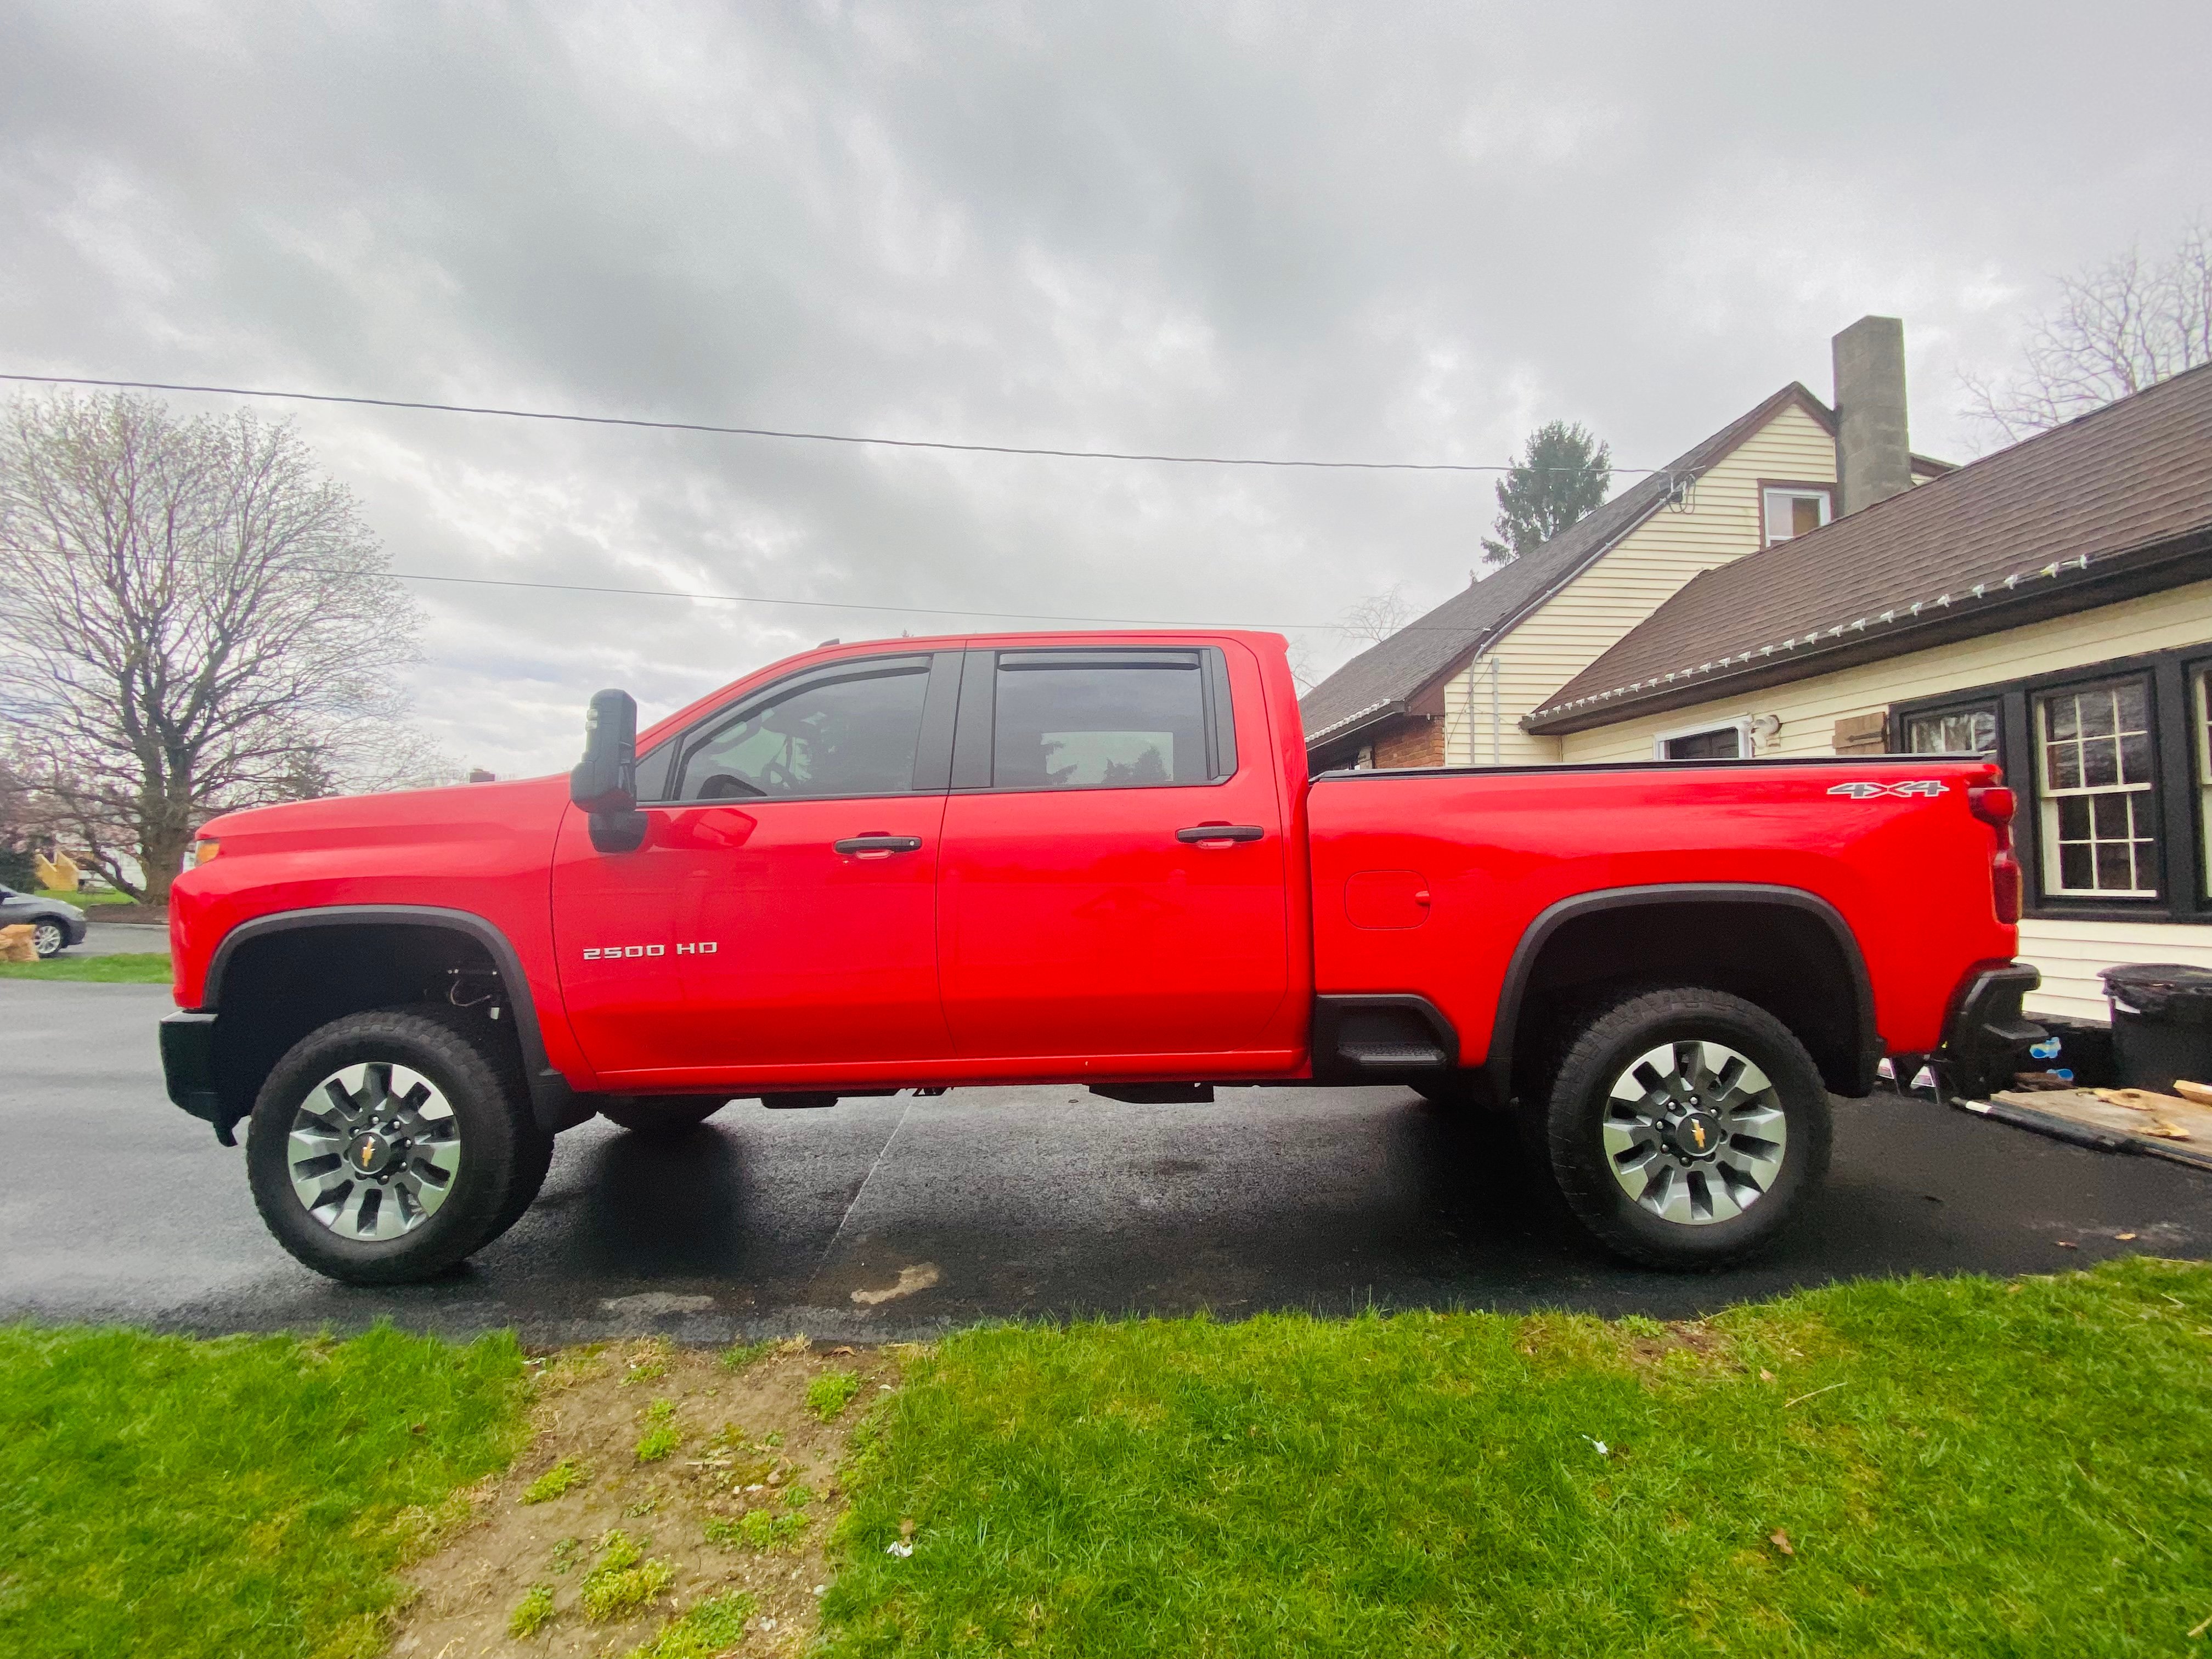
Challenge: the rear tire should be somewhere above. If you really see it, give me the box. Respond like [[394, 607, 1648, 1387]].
[[1531, 985, 1832, 1271], [246, 1008, 537, 1284], [599, 1096, 728, 1135]]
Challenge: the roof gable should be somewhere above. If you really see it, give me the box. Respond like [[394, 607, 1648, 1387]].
[[1299, 383, 1835, 744], [1527, 362, 2212, 732]]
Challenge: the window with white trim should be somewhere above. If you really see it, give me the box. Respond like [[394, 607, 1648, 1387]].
[[2197, 667, 2212, 893], [1762, 487, 1832, 546], [2037, 677, 2156, 896], [1905, 704, 1997, 758]]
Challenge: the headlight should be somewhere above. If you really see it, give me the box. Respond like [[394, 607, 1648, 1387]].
[[193, 839, 222, 867]]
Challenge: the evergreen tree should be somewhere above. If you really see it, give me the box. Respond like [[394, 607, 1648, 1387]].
[[1480, 420, 1612, 566]]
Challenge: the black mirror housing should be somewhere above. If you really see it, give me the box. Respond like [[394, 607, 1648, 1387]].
[[571, 689, 648, 853], [571, 689, 639, 811]]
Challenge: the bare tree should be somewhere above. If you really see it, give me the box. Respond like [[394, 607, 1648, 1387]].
[[1339, 582, 1414, 645], [0, 392, 444, 905], [1965, 223, 2212, 442]]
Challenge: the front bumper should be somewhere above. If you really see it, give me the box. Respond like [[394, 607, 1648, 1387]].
[[1938, 961, 2046, 1099], [159, 1010, 237, 1143]]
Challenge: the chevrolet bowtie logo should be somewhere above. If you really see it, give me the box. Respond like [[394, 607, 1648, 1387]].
[[1691, 1121, 1707, 1150]]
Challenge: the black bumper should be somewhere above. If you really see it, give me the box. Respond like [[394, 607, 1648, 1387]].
[[159, 1010, 237, 1143], [1938, 961, 2046, 1100]]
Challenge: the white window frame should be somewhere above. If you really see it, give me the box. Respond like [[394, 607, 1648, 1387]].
[[1762, 486, 1833, 546], [1654, 719, 1752, 761], [2196, 667, 2212, 893], [2036, 678, 2158, 899]]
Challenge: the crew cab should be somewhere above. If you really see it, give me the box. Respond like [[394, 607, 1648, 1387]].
[[160, 631, 2042, 1283]]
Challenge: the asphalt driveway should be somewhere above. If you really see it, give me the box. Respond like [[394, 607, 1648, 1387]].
[[5, 979, 2208, 1344]]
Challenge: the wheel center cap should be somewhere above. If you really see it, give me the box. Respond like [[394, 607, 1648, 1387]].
[[1669, 1112, 1723, 1159], [346, 1131, 396, 1176]]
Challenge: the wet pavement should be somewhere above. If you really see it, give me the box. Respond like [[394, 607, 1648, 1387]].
[[5, 979, 2208, 1344]]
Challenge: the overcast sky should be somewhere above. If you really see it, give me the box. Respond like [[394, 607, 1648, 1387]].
[[4, 2, 2208, 778]]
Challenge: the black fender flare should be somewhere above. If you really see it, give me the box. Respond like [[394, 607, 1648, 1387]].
[[202, 904, 585, 1133], [1480, 882, 1880, 1109]]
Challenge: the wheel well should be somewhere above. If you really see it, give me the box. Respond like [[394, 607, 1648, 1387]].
[[1506, 899, 1871, 1099], [210, 923, 523, 1122]]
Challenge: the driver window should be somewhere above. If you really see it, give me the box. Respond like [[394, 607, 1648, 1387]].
[[673, 661, 931, 802]]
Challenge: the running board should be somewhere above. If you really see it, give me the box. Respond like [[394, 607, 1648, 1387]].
[[1311, 994, 1459, 1083]]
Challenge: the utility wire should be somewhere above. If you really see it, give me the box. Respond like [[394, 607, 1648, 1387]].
[[0, 371, 1665, 477]]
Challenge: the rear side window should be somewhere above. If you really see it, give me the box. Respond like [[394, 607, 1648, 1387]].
[[992, 655, 1212, 789], [672, 659, 931, 801]]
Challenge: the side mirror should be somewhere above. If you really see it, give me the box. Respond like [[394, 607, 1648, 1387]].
[[570, 689, 647, 853]]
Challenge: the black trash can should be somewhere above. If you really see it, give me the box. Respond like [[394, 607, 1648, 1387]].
[[2098, 963, 2212, 1094]]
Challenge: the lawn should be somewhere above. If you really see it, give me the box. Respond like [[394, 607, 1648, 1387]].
[[32, 887, 133, 906], [0, 1324, 529, 1659], [0, 952, 171, 983], [823, 1259, 2212, 1657]]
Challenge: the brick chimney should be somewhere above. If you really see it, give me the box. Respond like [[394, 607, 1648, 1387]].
[[1831, 315, 1911, 515]]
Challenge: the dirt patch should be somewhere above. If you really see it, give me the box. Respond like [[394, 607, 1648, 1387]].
[[387, 1337, 904, 1658]]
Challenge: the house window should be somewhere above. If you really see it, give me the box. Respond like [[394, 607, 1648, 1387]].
[[2197, 668, 2212, 891], [1762, 487, 1832, 545], [2037, 677, 2156, 897], [1658, 724, 1743, 760], [1905, 704, 1998, 758]]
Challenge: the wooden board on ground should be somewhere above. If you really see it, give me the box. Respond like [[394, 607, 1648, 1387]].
[[1982, 1086, 2212, 1171]]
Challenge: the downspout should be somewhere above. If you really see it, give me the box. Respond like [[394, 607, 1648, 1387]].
[[1489, 651, 1502, 764]]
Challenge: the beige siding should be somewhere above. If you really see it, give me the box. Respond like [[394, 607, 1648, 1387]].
[[2017, 917, 2212, 1023], [1443, 402, 1837, 766], [1554, 580, 2212, 1026]]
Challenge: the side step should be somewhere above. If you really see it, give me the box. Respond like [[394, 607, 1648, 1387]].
[[1338, 1041, 1448, 1073]]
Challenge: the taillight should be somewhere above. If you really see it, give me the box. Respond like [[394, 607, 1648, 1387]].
[[1992, 854, 2022, 923], [1972, 785, 2021, 923]]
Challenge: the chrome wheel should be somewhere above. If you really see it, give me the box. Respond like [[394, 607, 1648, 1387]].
[[1601, 1040, 1787, 1226], [285, 1062, 463, 1240], [32, 921, 65, 957]]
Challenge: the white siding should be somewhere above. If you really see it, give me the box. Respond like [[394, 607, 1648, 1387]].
[[2018, 918, 2212, 1024], [1443, 401, 1836, 766]]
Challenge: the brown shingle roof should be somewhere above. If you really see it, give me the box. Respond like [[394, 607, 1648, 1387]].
[[1297, 384, 1835, 747], [1526, 362, 2212, 735]]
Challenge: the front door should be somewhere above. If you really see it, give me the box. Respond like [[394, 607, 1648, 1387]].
[[936, 645, 1290, 1061], [552, 650, 958, 1084]]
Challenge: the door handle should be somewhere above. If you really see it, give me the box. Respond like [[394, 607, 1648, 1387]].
[[1176, 824, 1264, 844], [833, 834, 924, 855]]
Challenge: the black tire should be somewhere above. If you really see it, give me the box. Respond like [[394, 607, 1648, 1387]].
[[598, 1096, 729, 1134], [246, 1008, 538, 1284], [32, 919, 67, 958], [1531, 985, 1832, 1271]]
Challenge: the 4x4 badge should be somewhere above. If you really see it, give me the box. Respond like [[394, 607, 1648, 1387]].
[[1827, 780, 1949, 799]]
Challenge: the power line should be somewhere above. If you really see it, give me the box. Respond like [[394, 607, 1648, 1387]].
[[0, 371, 1663, 477]]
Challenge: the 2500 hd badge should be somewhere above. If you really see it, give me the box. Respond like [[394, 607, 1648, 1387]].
[[580, 941, 719, 960]]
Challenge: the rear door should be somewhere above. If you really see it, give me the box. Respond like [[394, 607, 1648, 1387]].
[[935, 645, 1289, 1060]]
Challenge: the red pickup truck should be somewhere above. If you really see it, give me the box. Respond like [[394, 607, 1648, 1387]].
[[162, 630, 2041, 1284]]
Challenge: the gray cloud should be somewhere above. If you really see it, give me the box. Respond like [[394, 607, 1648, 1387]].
[[4, 1, 2207, 775]]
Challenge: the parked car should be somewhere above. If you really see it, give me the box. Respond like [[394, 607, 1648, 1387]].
[[159, 630, 2042, 1284], [0, 884, 86, 958]]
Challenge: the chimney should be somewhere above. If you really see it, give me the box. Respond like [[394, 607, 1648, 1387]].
[[1831, 315, 1911, 515]]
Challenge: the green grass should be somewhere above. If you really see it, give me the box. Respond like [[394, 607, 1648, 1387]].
[[635, 1397, 681, 1463], [508, 1582, 556, 1639], [579, 1530, 676, 1621], [521, 1455, 590, 1504], [33, 887, 132, 906], [808, 1368, 862, 1421], [706, 1508, 808, 1552], [822, 1259, 2212, 1657], [0, 1323, 528, 1659], [0, 952, 170, 983], [622, 1591, 758, 1658]]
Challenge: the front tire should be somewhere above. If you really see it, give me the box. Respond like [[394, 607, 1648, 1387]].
[[1532, 985, 1832, 1270], [32, 919, 67, 958], [246, 1009, 537, 1284]]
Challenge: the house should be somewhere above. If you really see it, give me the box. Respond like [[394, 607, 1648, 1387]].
[[1299, 317, 1949, 772], [1524, 359, 2212, 1025]]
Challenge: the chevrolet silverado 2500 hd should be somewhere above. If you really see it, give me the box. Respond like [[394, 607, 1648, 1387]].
[[160, 631, 2042, 1283]]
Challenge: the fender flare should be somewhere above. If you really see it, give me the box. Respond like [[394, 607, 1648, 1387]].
[[204, 905, 584, 1132], [1480, 882, 1880, 1109]]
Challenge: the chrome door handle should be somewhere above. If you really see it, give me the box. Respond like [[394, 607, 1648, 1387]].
[[834, 834, 924, 855], [1175, 825, 1263, 844]]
